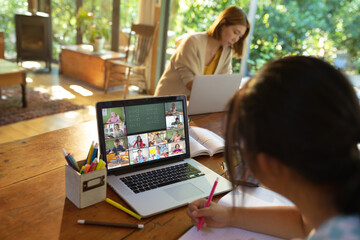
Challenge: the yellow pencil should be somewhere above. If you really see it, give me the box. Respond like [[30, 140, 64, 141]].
[[86, 141, 95, 164], [105, 198, 142, 220]]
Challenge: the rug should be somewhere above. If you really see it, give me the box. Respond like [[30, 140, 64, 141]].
[[0, 86, 86, 126]]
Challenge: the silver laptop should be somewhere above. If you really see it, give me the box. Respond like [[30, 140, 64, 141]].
[[188, 74, 242, 115], [96, 95, 232, 217]]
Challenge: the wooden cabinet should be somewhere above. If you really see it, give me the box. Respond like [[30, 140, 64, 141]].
[[59, 45, 125, 89]]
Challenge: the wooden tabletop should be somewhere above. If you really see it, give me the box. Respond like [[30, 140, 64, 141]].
[[0, 59, 30, 75], [0, 112, 228, 240]]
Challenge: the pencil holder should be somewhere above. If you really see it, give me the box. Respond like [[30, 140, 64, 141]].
[[65, 160, 107, 208]]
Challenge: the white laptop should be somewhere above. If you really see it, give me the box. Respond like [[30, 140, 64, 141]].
[[96, 95, 232, 217], [188, 74, 242, 115]]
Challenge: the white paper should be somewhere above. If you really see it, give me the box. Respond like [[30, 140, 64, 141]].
[[179, 187, 294, 240], [218, 187, 294, 208], [179, 226, 285, 240]]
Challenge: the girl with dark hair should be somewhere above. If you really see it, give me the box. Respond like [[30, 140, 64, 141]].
[[133, 135, 145, 148], [186, 56, 360, 239], [154, 6, 250, 97], [172, 143, 184, 155]]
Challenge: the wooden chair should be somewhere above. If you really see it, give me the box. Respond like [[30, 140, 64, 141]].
[[119, 30, 129, 54], [104, 22, 158, 98]]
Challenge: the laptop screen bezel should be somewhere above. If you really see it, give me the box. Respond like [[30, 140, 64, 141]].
[[95, 95, 190, 175]]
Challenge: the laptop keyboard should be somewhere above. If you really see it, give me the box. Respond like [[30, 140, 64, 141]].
[[120, 163, 205, 194]]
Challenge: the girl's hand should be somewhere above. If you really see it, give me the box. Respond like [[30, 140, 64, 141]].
[[186, 198, 233, 229]]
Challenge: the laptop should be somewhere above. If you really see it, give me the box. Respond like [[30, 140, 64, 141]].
[[96, 95, 232, 217], [187, 73, 242, 115]]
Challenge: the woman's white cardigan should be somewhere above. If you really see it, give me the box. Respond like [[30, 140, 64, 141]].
[[154, 32, 232, 97]]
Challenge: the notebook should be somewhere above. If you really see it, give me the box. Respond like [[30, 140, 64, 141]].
[[179, 187, 294, 240], [96, 95, 232, 217], [187, 74, 242, 115]]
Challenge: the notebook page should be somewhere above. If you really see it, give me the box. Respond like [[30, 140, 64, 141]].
[[179, 225, 284, 240], [189, 126, 224, 155], [179, 187, 294, 240]]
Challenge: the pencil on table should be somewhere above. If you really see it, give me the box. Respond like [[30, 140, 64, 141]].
[[77, 219, 144, 229]]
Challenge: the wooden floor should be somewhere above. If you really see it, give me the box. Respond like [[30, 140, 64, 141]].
[[0, 62, 151, 144]]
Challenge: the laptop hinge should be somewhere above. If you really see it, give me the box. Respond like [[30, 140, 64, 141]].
[[112, 158, 184, 176]]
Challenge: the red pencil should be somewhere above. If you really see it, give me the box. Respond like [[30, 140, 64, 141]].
[[197, 177, 219, 231], [88, 161, 97, 173]]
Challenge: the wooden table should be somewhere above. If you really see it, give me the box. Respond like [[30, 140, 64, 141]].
[[0, 112, 228, 240], [59, 45, 125, 89], [0, 59, 31, 107]]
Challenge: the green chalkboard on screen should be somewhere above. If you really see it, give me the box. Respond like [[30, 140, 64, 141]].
[[125, 103, 166, 135]]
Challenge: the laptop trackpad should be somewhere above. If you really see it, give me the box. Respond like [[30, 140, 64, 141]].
[[164, 183, 204, 201]]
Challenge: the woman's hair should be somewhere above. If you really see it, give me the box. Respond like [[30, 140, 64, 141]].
[[225, 55, 360, 214], [208, 6, 250, 58]]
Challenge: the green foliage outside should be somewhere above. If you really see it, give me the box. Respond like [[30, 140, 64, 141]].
[[51, 0, 77, 59], [51, 0, 137, 60], [0, 0, 138, 61], [76, 6, 111, 44], [1, 0, 359, 74], [170, 0, 360, 74], [0, 1, 27, 59]]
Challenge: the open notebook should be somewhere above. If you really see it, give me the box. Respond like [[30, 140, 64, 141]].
[[96, 95, 232, 217]]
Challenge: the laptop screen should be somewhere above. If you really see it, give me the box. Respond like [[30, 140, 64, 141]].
[[96, 95, 190, 173]]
